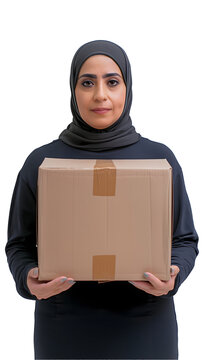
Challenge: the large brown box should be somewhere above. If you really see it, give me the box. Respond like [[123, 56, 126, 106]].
[[37, 158, 173, 281]]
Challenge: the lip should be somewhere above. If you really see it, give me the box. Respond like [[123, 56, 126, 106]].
[[91, 108, 111, 114]]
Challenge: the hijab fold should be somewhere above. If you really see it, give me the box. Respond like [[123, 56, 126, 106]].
[[59, 40, 141, 152]]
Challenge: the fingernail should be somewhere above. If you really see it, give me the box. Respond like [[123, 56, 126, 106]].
[[128, 281, 134, 285], [34, 269, 38, 276], [170, 267, 174, 275], [60, 277, 68, 283], [144, 272, 149, 278], [67, 279, 76, 285]]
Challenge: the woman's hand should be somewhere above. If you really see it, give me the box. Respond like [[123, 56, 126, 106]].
[[27, 267, 76, 300], [128, 265, 180, 296]]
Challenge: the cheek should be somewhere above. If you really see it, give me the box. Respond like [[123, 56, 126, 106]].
[[113, 91, 126, 113], [75, 91, 89, 115]]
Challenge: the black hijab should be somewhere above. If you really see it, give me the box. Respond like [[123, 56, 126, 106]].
[[59, 40, 141, 151]]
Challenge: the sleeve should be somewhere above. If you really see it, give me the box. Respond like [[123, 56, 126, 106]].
[[162, 165, 199, 298], [5, 170, 38, 300]]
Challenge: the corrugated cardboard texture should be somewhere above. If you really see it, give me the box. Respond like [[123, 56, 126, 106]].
[[37, 158, 172, 281]]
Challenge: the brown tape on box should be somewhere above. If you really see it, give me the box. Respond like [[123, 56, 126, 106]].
[[92, 255, 116, 280], [93, 160, 116, 280], [93, 159, 116, 196]]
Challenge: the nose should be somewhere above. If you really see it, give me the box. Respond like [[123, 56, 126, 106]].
[[93, 82, 107, 102]]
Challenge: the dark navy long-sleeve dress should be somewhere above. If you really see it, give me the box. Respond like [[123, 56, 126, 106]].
[[5, 136, 199, 360]]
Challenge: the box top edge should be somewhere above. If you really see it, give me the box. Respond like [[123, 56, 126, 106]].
[[39, 158, 172, 170]]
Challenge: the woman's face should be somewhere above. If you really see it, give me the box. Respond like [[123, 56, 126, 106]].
[[75, 55, 126, 129]]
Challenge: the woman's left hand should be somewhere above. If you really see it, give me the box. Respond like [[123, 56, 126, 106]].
[[129, 265, 180, 296]]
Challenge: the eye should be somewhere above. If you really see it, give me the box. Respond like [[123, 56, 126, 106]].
[[81, 80, 94, 87], [108, 79, 119, 87]]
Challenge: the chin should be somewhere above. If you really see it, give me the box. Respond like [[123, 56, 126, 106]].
[[88, 120, 117, 129], [91, 124, 112, 129]]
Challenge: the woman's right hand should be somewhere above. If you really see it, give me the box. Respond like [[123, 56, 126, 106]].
[[27, 267, 76, 300]]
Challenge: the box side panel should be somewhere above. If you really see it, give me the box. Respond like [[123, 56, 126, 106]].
[[38, 169, 75, 280], [148, 171, 172, 280]]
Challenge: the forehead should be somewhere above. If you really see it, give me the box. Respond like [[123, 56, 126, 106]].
[[78, 55, 122, 75]]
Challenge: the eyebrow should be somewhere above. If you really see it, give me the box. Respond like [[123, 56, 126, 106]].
[[78, 72, 122, 79]]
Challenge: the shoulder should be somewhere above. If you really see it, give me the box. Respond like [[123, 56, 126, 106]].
[[140, 136, 182, 171], [23, 139, 61, 166], [19, 139, 62, 186]]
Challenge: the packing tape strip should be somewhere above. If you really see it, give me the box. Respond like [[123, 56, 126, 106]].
[[93, 159, 116, 196], [92, 160, 116, 280], [92, 255, 116, 280]]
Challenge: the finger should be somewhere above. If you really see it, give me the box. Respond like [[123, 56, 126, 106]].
[[45, 276, 76, 291], [61, 278, 76, 286], [170, 265, 180, 277], [28, 267, 39, 279], [143, 272, 164, 289], [37, 277, 76, 299], [129, 280, 173, 296], [32, 268, 39, 278]]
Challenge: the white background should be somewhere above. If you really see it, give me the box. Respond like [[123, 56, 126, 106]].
[[0, 0, 201, 359]]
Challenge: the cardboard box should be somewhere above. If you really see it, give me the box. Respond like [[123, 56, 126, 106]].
[[37, 158, 173, 281]]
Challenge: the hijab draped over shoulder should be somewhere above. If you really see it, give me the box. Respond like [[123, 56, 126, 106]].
[[59, 40, 141, 151]]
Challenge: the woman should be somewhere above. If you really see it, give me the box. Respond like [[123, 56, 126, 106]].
[[5, 40, 199, 359]]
